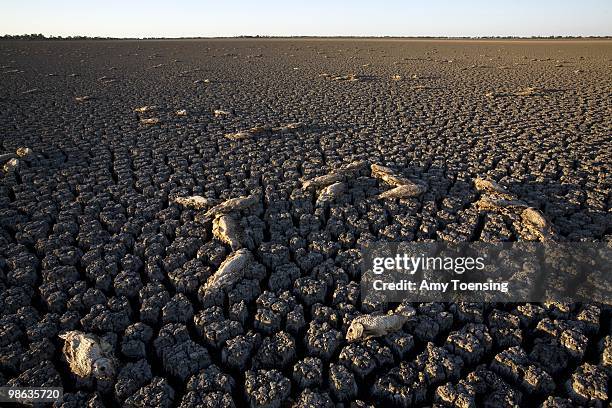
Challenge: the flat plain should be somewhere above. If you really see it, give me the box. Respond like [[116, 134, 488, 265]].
[[0, 39, 610, 407]]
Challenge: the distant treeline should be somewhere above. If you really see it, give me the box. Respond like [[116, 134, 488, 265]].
[[1, 34, 122, 40], [1, 34, 610, 41]]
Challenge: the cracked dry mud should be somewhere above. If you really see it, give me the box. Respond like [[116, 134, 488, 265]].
[[0, 39, 610, 407]]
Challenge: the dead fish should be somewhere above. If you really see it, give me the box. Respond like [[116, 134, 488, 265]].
[[225, 123, 302, 140], [340, 160, 369, 174], [514, 87, 541, 96], [475, 178, 526, 211], [370, 164, 413, 187], [346, 307, 416, 342], [302, 173, 345, 190], [176, 109, 187, 116], [173, 195, 214, 210], [98, 76, 116, 83], [225, 126, 271, 140], [331, 73, 359, 82], [391, 74, 402, 81], [248, 126, 272, 135], [272, 122, 305, 132], [203, 194, 260, 219], [15, 147, 33, 158], [134, 105, 156, 113], [225, 131, 252, 140], [378, 182, 426, 199], [301, 160, 369, 190], [203, 249, 253, 294], [75, 95, 92, 102], [521, 207, 557, 241], [475, 197, 528, 212], [316, 182, 346, 206], [521, 207, 547, 229], [474, 177, 514, 199], [213, 214, 247, 251], [3, 158, 20, 173], [214, 109, 231, 117], [474, 178, 559, 242], [59, 331, 116, 380], [140, 117, 161, 126]]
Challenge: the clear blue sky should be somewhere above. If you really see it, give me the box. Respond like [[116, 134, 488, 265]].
[[1, 0, 610, 37]]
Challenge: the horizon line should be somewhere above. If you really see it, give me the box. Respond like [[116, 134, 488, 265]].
[[2, 34, 612, 40]]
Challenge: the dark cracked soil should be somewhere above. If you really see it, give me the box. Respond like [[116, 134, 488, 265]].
[[0, 39, 611, 407]]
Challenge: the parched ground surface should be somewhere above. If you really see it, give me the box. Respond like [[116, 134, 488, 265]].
[[0, 39, 611, 407]]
